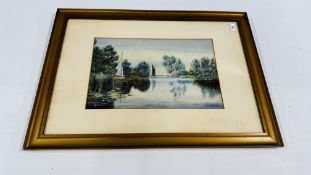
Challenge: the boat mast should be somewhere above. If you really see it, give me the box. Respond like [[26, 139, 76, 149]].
[[120, 51, 123, 77], [116, 51, 124, 77], [151, 64, 155, 76]]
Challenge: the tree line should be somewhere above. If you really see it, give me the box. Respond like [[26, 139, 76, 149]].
[[162, 55, 218, 80], [91, 43, 150, 78], [90, 41, 218, 81], [122, 59, 150, 78]]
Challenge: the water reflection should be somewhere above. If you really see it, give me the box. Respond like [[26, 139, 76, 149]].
[[87, 78, 151, 108], [193, 81, 221, 98], [114, 80, 132, 94], [169, 79, 190, 97], [132, 79, 150, 92], [86, 77, 223, 109], [151, 79, 156, 90], [168, 79, 221, 99]]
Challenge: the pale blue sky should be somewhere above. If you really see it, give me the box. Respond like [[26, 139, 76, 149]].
[[94, 38, 215, 75]]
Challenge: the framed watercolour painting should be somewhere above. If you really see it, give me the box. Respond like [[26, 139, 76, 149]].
[[24, 9, 283, 148], [86, 38, 224, 109]]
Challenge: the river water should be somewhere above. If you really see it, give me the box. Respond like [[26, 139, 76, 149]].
[[87, 77, 224, 109]]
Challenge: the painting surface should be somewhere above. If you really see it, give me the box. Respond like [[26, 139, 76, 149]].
[[86, 38, 224, 109]]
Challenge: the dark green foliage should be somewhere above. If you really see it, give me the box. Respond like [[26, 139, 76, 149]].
[[101, 45, 119, 75], [191, 57, 218, 80], [136, 61, 150, 77], [91, 47, 103, 73], [200, 57, 210, 72], [91, 44, 119, 75], [88, 73, 97, 92], [132, 79, 150, 92], [100, 75, 113, 92], [88, 73, 113, 93], [88, 43, 120, 94], [131, 67, 139, 77], [119, 60, 150, 78], [122, 59, 132, 77], [191, 58, 201, 77]]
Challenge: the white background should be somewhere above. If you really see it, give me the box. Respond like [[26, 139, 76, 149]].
[[0, 0, 310, 174]]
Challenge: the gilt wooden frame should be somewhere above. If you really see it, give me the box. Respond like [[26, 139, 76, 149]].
[[24, 9, 283, 149]]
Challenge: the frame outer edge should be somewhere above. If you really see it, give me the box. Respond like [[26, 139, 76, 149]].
[[23, 10, 66, 149], [23, 9, 283, 149], [240, 13, 283, 146]]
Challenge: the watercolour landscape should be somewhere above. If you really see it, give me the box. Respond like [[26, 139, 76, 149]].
[[86, 38, 224, 109]]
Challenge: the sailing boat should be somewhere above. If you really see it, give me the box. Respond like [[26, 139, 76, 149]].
[[115, 51, 124, 78], [113, 52, 124, 105], [151, 64, 156, 77]]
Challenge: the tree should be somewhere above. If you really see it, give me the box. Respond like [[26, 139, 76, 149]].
[[162, 55, 186, 76], [209, 58, 218, 79], [91, 45, 119, 75], [191, 57, 218, 80], [175, 59, 186, 76], [101, 45, 119, 75], [200, 57, 211, 78], [136, 61, 150, 77], [191, 58, 201, 76], [122, 59, 132, 77], [131, 67, 139, 77], [162, 55, 176, 75], [200, 57, 210, 72], [91, 46, 104, 73]]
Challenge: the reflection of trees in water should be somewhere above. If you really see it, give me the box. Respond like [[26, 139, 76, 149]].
[[193, 81, 221, 98], [88, 73, 113, 93], [132, 79, 150, 92], [114, 79, 132, 94], [89, 77, 151, 94], [87, 77, 151, 108], [113, 78, 151, 93], [151, 79, 156, 90], [169, 79, 192, 97], [87, 77, 222, 108]]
